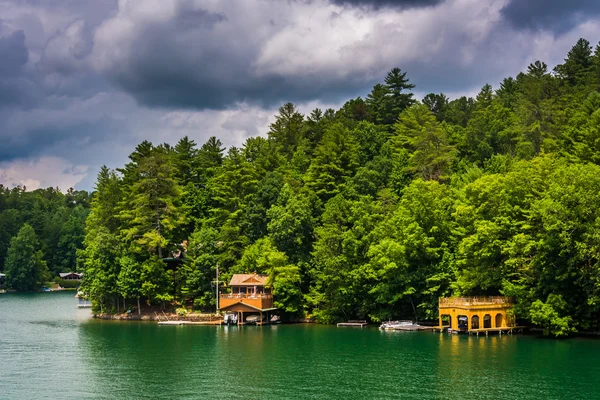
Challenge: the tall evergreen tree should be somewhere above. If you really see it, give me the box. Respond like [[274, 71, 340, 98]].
[[268, 103, 305, 159], [394, 104, 455, 181], [306, 123, 360, 200], [120, 146, 182, 258], [385, 67, 416, 121], [554, 38, 593, 86]]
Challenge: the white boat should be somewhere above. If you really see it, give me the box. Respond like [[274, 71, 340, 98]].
[[245, 315, 259, 325], [270, 315, 281, 324], [75, 291, 92, 308], [223, 313, 238, 325], [379, 320, 414, 330]]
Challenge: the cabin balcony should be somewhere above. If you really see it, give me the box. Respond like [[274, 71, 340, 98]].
[[220, 293, 274, 310]]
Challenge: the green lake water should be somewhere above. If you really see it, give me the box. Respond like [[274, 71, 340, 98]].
[[1, 292, 600, 399]]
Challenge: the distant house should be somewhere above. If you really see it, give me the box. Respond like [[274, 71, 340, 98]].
[[59, 272, 83, 280], [0, 273, 5, 288], [162, 240, 188, 270]]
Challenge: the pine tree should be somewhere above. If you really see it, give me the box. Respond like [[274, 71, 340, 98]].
[[385, 67, 415, 121], [554, 38, 593, 86], [268, 103, 305, 159], [173, 136, 199, 185], [120, 146, 182, 259], [198, 136, 225, 179], [394, 104, 454, 181], [366, 83, 391, 125], [305, 123, 360, 200]]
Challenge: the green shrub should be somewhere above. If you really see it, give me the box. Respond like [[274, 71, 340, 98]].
[[56, 278, 80, 288], [176, 307, 188, 317]]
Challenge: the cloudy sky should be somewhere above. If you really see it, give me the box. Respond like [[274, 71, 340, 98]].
[[1, 0, 600, 191]]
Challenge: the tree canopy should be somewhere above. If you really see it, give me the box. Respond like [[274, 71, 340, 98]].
[[2, 37, 598, 336]]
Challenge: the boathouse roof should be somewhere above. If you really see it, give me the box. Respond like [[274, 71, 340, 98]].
[[229, 273, 268, 287], [59, 272, 83, 279]]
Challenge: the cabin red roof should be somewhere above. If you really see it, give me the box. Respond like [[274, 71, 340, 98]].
[[228, 273, 268, 286]]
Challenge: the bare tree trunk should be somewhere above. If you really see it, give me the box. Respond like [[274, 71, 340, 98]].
[[410, 296, 418, 323], [137, 297, 141, 316], [156, 202, 162, 259]]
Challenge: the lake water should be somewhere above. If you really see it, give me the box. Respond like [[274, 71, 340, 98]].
[[1, 292, 599, 399]]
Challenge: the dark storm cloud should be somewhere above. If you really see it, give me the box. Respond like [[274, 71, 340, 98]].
[[329, 0, 443, 9], [111, 60, 371, 110], [0, 24, 104, 110], [97, 4, 374, 110], [501, 0, 600, 34], [0, 30, 43, 108], [3, 0, 600, 191], [0, 30, 28, 75]]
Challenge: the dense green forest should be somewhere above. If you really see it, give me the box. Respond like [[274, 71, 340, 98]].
[[4, 38, 600, 336], [0, 187, 90, 290]]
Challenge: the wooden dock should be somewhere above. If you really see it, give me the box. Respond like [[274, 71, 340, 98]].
[[158, 320, 223, 326], [337, 320, 368, 327], [434, 326, 527, 335], [467, 326, 526, 336]]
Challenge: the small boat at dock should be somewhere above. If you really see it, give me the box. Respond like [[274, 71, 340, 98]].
[[223, 313, 238, 325], [379, 320, 413, 330]]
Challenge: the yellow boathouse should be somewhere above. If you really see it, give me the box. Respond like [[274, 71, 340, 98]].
[[439, 297, 516, 334]]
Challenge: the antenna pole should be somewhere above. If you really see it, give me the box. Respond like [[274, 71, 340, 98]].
[[216, 262, 219, 313]]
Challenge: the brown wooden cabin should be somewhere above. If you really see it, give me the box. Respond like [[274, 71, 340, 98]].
[[59, 272, 83, 280], [219, 273, 277, 324]]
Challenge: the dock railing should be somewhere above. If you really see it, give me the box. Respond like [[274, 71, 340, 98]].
[[439, 296, 513, 306], [220, 293, 273, 300]]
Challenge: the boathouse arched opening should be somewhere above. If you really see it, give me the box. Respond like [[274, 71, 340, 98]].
[[483, 314, 492, 329], [457, 315, 468, 330], [495, 313, 503, 328], [440, 314, 452, 328], [471, 315, 479, 329]]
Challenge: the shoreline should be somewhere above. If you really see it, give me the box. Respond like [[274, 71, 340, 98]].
[[93, 312, 222, 322]]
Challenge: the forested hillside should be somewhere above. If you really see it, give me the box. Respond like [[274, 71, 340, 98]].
[[79, 38, 600, 335], [0, 187, 90, 289]]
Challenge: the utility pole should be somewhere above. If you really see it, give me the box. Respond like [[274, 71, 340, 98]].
[[212, 242, 224, 315], [214, 262, 221, 314]]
